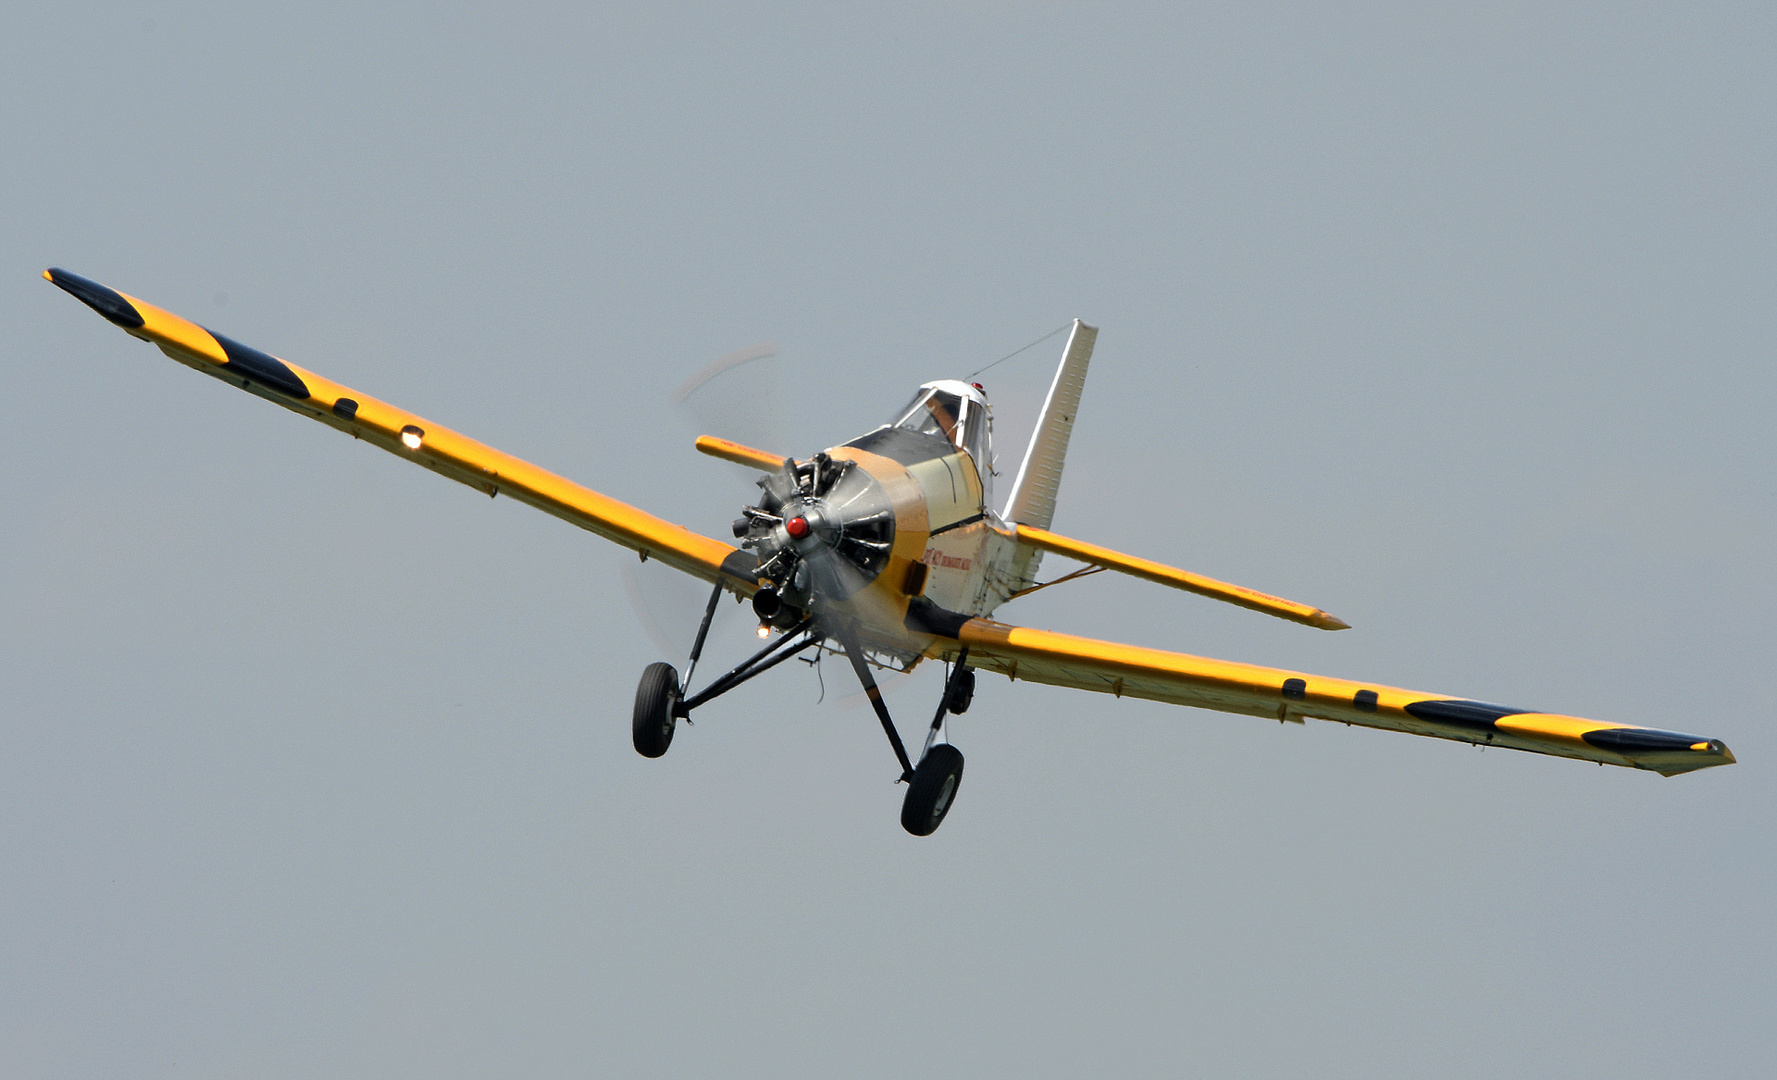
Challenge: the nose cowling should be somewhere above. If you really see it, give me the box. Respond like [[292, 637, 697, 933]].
[[737, 452, 896, 609]]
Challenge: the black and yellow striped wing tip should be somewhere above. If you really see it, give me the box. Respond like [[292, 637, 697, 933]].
[[45, 267, 144, 328]]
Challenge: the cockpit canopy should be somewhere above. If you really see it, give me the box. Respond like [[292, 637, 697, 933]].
[[888, 380, 991, 477]]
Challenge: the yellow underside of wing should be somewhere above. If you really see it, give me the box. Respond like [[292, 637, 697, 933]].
[[942, 617, 1733, 776]]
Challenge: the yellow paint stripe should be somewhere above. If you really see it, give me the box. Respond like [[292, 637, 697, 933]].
[[1493, 713, 1603, 749], [1013, 525, 1348, 630], [115, 290, 229, 366]]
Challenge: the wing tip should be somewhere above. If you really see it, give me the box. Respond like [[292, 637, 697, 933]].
[[43, 266, 145, 330], [1653, 744, 1736, 775]]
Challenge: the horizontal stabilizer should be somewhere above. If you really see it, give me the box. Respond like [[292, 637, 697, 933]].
[[1013, 524, 1349, 630]]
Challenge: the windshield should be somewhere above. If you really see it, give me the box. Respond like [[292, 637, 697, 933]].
[[892, 388, 967, 445]]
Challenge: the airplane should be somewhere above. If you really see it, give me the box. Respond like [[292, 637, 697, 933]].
[[43, 267, 1737, 836]]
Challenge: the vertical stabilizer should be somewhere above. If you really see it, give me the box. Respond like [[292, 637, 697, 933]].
[[1003, 319, 1097, 529]]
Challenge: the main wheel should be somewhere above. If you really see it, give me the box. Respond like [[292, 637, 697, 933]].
[[901, 744, 965, 836], [632, 661, 680, 758]]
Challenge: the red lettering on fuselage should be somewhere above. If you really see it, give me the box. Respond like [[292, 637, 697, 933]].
[[923, 548, 972, 571]]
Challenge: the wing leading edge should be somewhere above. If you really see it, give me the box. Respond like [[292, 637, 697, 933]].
[[908, 610, 1734, 776], [45, 268, 759, 594]]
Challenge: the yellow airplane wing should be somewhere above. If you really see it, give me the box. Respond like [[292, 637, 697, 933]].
[[1012, 524, 1349, 630], [903, 602, 1735, 776], [45, 268, 760, 593]]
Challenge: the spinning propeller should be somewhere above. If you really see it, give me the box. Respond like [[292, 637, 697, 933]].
[[620, 344, 786, 660], [631, 344, 903, 649], [734, 451, 896, 628]]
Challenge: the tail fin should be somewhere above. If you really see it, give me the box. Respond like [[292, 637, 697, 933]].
[[1003, 319, 1097, 529]]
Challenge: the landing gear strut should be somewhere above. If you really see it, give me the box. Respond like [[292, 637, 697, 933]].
[[629, 586, 979, 837], [631, 580, 816, 758], [834, 622, 977, 836], [631, 577, 722, 758], [900, 648, 974, 836]]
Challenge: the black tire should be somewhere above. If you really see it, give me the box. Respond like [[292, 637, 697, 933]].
[[632, 662, 680, 758], [901, 744, 965, 836], [944, 667, 976, 715]]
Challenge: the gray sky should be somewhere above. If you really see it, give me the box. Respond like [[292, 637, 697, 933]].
[[4, 4, 1773, 1076]]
